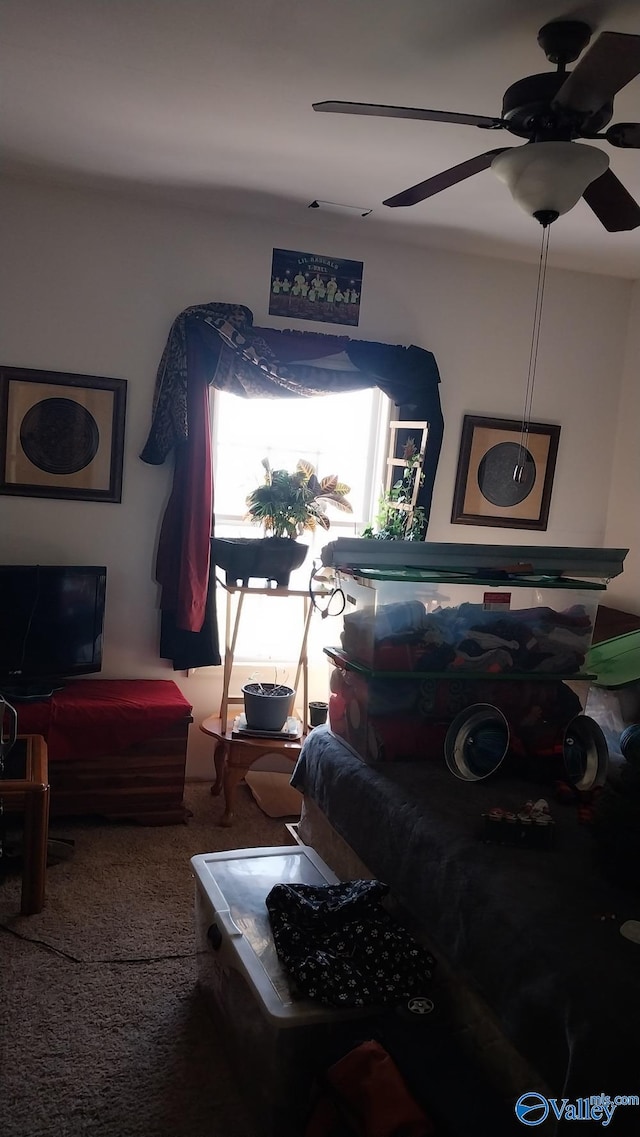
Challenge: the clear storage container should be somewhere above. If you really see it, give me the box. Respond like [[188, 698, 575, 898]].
[[337, 568, 603, 676], [326, 647, 588, 767], [192, 845, 376, 1137]]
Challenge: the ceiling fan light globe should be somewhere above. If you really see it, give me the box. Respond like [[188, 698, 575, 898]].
[[491, 141, 609, 218]]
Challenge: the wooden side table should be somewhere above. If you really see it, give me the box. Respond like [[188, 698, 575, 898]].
[[1, 734, 50, 914], [200, 715, 303, 827]]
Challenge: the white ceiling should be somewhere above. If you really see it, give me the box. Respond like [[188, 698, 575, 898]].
[[2, 0, 640, 277]]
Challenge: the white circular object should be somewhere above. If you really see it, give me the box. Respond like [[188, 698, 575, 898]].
[[444, 704, 510, 781], [407, 996, 435, 1015], [620, 920, 640, 945], [492, 141, 609, 218]]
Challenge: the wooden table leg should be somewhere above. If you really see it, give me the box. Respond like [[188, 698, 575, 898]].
[[21, 784, 50, 916], [220, 763, 247, 828], [210, 739, 228, 798], [199, 717, 302, 829]]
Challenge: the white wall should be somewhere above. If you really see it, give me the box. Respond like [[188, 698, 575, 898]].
[[0, 175, 635, 776], [605, 279, 640, 615]]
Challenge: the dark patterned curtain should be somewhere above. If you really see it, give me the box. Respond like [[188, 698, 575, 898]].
[[141, 303, 444, 669]]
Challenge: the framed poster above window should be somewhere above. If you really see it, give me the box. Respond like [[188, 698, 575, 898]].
[[0, 365, 127, 503], [451, 414, 560, 530], [269, 247, 364, 326]]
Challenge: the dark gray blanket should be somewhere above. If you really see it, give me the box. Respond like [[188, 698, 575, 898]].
[[292, 727, 640, 1110]]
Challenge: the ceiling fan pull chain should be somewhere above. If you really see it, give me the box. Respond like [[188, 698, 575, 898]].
[[515, 223, 551, 481], [516, 226, 545, 466]]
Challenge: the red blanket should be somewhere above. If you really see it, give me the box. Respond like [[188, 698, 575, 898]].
[[15, 680, 192, 761]]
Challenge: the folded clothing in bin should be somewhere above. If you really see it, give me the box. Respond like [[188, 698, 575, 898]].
[[342, 598, 595, 674], [266, 878, 435, 1008]]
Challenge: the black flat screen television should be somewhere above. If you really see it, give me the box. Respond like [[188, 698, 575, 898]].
[[0, 565, 107, 699]]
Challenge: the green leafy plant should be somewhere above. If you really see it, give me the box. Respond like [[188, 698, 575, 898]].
[[246, 458, 353, 539], [361, 438, 426, 541]]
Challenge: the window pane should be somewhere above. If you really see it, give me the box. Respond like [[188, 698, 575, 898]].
[[213, 387, 384, 524], [211, 385, 389, 663]]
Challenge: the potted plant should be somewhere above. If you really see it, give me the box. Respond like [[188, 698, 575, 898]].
[[212, 458, 352, 587], [242, 676, 296, 732], [361, 439, 426, 541]]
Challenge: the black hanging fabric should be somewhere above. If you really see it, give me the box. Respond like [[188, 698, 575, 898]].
[[140, 303, 444, 669]]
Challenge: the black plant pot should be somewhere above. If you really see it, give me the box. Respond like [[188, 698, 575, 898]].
[[242, 682, 295, 732], [309, 701, 329, 728], [211, 537, 308, 588]]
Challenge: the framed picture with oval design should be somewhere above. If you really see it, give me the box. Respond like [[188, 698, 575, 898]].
[[0, 366, 127, 503], [451, 414, 560, 530]]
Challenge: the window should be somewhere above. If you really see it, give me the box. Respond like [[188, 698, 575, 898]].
[[212, 386, 390, 663], [213, 386, 389, 535]]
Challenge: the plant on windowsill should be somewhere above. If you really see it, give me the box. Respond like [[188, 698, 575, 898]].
[[212, 459, 352, 588], [247, 458, 353, 538], [361, 439, 426, 541]]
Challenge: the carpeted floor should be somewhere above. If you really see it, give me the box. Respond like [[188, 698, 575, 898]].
[[0, 784, 296, 1137]]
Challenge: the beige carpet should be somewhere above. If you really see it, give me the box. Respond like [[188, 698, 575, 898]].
[[0, 783, 294, 1137]]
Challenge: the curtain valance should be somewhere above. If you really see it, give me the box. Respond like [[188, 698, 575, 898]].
[[140, 302, 444, 669]]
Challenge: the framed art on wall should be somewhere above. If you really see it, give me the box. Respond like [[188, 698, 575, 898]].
[[269, 247, 364, 326], [451, 414, 560, 530], [0, 366, 127, 503]]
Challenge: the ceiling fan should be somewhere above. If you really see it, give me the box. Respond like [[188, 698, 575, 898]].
[[313, 20, 640, 230]]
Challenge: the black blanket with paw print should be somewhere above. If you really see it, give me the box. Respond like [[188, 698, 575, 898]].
[[265, 879, 436, 1008]]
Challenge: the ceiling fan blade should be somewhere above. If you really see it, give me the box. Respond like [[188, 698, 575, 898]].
[[383, 148, 510, 208], [582, 169, 640, 231], [605, 122, 640, 148], [312, 101, 503, 129], [553, 31, 640, 115]]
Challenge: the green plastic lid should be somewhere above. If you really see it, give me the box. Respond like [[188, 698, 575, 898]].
[[587, 630, 640, 688], [352, 567, 604, 590]]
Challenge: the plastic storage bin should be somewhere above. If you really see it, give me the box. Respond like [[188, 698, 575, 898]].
[[585, 630, 640, 760], [192, 845, 376, 1137], [336, 569, 602, 675], [326, 646, 588, 768]]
